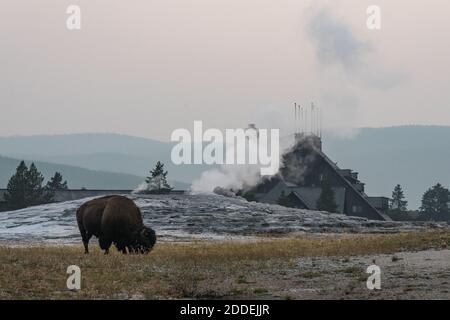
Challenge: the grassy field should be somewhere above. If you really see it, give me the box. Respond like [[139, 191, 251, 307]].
[[1, 231, 449, 299]]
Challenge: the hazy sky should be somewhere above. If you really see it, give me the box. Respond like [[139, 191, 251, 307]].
[[1, 0, 449, 141]]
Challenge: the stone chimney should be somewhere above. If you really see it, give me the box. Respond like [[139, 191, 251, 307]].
[[295, 133, 322, 151]]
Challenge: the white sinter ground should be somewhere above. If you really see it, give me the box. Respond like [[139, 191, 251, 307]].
[[0, 193, 447, 244]]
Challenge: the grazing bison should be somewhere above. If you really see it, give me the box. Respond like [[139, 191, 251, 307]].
[[76, 195, 156, 254]]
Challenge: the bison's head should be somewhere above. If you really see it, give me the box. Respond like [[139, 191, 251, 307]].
[[132, 226, 156, 254]]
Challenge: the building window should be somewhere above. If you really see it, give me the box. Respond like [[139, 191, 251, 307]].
[[352, 205, 362, 213]]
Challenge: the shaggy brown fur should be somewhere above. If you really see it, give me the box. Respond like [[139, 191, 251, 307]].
[[76, 195, 156, 254]]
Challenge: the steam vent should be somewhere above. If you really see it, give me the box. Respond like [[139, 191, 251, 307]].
[[247, 134, 391, 221]]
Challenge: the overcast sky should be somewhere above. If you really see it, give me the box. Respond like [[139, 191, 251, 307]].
[[1, 0, 449, 141]]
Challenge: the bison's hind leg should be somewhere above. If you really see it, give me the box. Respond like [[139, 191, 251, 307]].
[[82, 233, 92, 254], [77, 222, 92, 254]]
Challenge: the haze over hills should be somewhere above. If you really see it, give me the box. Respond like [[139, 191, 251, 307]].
[[323, 126, 450, 209], [0, 133, 210, 184], [0, 133, 168, 156], [1, 126, 449, 208], [0, 155, 190, 190]]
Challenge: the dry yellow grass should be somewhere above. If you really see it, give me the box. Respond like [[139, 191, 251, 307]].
[[0, 231, 449, 299]]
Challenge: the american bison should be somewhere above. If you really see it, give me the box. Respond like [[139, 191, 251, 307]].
[[76, 195, 156, 254]]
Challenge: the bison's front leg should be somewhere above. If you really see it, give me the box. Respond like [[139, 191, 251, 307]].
[[127, 246, 136, 254], [99, 237, 112, 255], [115, 242, 128, 254], [83, 242, 89, 254]]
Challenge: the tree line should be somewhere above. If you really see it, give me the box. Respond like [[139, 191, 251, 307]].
[[1, 160, 173, 211], [277, 177, 450, 222], [2, 159, 449, 222], [2, 161, 68, 210], [389, 183, 450, 221]]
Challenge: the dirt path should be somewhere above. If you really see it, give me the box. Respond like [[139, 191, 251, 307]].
[[257, 249, 450, 299]]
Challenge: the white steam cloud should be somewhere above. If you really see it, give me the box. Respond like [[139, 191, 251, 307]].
[[190, 133, 296, 193], [190, 164, 262, 193], [190, 6, 408, 193], [305, 7, 405, 90]]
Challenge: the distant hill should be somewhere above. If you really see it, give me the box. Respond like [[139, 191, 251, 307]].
[[0, 156, 189, 190], [0, 133, 211, 183], [1, 126, 450, 208]]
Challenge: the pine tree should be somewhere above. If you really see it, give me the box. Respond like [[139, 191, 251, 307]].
[[388, 184, 410, 220], [145, 161, 172, 194], [46, 172, 68, 191], [419, 183, 450, 221], [25, 163, 52, 206], [4, 162, 52, 209], [4, 161, 29, 210], [390, 184, 408, 211], [316, 178, 338, 213]]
